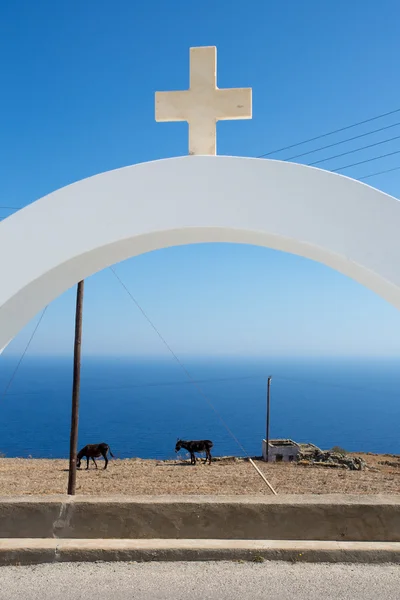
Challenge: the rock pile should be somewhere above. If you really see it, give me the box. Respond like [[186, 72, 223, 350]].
[[298, 445, 366, 471]]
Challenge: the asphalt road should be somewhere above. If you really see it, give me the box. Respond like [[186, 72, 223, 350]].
[[0, 561, 399, 599]]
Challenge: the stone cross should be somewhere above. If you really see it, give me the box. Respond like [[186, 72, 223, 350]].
[[155, 46, 252, 155]]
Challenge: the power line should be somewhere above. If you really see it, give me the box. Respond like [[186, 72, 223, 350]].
[[256, 107, 400, 158], [307, 134, 400, 167], [109, 267, 249, 450], [359, 165, 400, 180], [2, 367, 400, 402], [2, 373, 267, 397], [332, 149, 400, 172], [283, 121, 400, 162], [274, 373, 400, 399], [110, 266, 277, 493], [0, 307, 48, 401]]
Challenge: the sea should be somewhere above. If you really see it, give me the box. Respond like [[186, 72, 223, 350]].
[[0, 356, 399, 459]]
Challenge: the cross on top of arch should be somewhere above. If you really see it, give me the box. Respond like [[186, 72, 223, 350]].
[[155, 46, 252, 156]]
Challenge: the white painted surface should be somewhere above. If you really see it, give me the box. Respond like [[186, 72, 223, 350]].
[[155, 47, 252, 155], [0, 155, 400, 350], [262, 440, 300, 463]]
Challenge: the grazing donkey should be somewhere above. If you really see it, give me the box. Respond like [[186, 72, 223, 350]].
[[175, 439, 213, 465], [77, 443, 114, 470]]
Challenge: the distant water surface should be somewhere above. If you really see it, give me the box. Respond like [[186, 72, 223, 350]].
[[0, 356, 399, 459]]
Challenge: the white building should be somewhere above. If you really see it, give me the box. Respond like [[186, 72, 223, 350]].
[[262, 439, 300, 463]]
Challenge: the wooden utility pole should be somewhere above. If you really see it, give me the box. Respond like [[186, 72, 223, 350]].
[[67, 280, 84, 495], [266, 376, 272, 462]]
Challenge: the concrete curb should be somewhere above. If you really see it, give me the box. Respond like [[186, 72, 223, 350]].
[[2, 495, 400, 541], [1, 539, 400, 566]]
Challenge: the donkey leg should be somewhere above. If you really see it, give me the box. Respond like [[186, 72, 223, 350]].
[[86, 457, 90, 470], [92, 457, 98, 469]]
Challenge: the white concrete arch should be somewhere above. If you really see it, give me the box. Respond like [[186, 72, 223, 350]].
[[0, 155, 399, 350]]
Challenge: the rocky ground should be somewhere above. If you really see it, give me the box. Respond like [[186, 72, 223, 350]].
[[0, 452, 399, 496]]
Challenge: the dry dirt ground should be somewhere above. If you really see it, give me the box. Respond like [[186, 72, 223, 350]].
[[0, 453, 399, 496]]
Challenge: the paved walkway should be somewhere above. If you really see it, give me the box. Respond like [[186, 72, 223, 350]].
[[0, 561, 399, 599]]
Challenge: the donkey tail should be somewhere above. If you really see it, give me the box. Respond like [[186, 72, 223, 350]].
[[108, 447, 115, 458]]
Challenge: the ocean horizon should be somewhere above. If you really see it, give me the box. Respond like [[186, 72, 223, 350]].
[[0, 355, 399, 459]]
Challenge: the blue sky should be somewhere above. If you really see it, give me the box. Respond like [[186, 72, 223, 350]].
[[1, 0, 400, 357]]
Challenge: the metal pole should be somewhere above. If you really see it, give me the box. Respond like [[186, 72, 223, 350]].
[[266, 376, 272, 462], [67, 280, 84, 495]]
